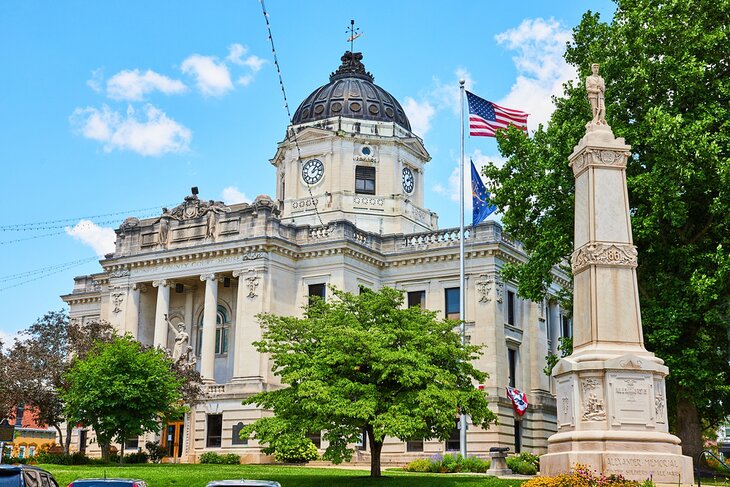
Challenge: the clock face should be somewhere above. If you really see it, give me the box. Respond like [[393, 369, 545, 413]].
[[402, 167, 415, 194], [302, 159, 324, 184]]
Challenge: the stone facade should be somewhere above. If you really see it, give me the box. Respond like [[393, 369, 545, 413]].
[[61, 51, 569, 464]]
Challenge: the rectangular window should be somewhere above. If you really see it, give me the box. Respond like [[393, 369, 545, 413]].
[[215, 327, 229, 354], [232, 422, 248, 446], [125, 437, 139, 450], [355, 166, 376, 194], [14, 405, 24, 427], [306, 431, 321, 449], [406, 439, 424, 452], [356, 427, 367, 451], [561, 315, 572, 338], [445, 287, 460, 320], [508, 348, 517, 388], [445, 421, 460, 451], [308, 283, 326, 305], [407, 290, 425, 308], [206, 414, 223, 448], [507, 291, 516, 325]]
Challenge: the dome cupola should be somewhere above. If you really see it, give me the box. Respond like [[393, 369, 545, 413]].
[[291, 51, 411, 131]]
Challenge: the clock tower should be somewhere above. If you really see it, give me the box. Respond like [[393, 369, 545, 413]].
[[270, 51, 437, 234]]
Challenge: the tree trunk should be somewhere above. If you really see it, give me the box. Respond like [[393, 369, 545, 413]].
[[64, 423, 73, 454], [676, 393, 703, 464], [53, 424, 64, 453], [366, 426, 382, 478], [100, 441, 110, 462], [120, 437, 125, 465]]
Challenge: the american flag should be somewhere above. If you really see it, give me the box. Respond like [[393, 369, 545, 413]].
[[466, 91, 528, 137]]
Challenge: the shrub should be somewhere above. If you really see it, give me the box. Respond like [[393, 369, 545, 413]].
[[405, 458, 432, 472], [199, 451, 240, 465], [405, 454, 490, 474], [273, 438, 318, 463], [124, 451, 149, 464], [35, 452, 102, 465], [145, 441, 165, 463], [507, 452, 540, 475]]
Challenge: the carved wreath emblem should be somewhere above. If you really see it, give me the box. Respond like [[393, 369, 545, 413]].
[[571, 242, 638, 274]]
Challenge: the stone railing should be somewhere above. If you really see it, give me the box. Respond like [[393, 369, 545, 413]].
[[402, 227, 471, 248]]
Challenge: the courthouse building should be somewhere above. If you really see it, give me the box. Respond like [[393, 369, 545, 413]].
[[62, 51, 569, 463]]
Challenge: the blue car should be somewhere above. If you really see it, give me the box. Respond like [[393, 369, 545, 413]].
[[68, 480, 148, 487], [0, 465, 60, 487]]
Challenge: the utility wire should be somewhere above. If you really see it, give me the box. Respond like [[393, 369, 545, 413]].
[[260, 0, 325, 227], [0, 256, 98, 293], [0, 205, 172, 231], [0, 256, 99, 282]]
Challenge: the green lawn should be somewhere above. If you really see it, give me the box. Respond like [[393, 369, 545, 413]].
[[41, 463, 526, 487]]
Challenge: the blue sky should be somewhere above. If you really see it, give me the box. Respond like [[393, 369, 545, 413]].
[[0, 0, 616, 339]]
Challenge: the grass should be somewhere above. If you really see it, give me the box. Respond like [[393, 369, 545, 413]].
[[41, 463, 526, 487]]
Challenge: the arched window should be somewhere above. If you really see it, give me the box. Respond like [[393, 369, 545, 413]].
[[196, 304, 230, 356]]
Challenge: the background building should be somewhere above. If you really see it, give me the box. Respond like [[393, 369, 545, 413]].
[[62, 51, 569, 463]]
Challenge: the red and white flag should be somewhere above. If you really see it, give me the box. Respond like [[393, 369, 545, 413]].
[[506, 386, 528, 416], [466, 91, 528, 137]]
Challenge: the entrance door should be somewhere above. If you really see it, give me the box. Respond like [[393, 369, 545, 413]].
[[162, 421, 185, 460]]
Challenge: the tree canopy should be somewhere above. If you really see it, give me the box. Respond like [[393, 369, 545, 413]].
[[63, 335, 186, 461], [242, 286, 497, 477], [482, 0, 729, 459], [6, 310, 115, 452]]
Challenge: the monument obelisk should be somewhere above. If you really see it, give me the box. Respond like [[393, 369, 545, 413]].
[[540, 64, 693, 484]]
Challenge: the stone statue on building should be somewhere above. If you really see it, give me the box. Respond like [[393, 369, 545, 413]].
[[165, 314, 189, 362], [157, 208, 178, 247], [586, 63, 606, 127], [204, 201, 230, 240]]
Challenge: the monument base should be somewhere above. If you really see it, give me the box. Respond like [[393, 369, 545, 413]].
[[541, 438, 693, 485]]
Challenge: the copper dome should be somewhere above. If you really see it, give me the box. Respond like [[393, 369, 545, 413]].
[[291, 51, 411, 131]]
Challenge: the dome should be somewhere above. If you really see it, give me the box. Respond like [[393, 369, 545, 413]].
[[291, 51, 411, 131]]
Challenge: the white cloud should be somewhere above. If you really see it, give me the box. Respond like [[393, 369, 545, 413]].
[[70, 104, 192, 156], [106, 69, 187, 101], [227, 43, 266, 72], [495, 17, 576, 129], [429, 68, 475, 115], [0, 330, 22, 350], [221, 187, 251, 205], [87, 68, 104, 93], [403, 97, 435, 137], [237, 75, 254, 87], [181, 54, 233, 96], [65, 220, 116, 256]]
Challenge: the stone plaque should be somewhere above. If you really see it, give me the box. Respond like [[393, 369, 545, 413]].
[[607, 371, 653, 426], [556, 376, 575, 428], [219, 218, 240, 235], [604, 454, 682, 481], [172, 224, 206, 242]]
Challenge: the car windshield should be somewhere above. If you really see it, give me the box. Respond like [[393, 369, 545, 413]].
[[0, 469, 20, 487]]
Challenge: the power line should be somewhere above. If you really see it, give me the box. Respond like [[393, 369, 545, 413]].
[[0, 256, 98, 293], [259, 0, 325, 227], [0, 256, 99, 282], [0, 205, 171, 231]]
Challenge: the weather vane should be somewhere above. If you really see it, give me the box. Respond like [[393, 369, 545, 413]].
[[346, 19, 362, 53]]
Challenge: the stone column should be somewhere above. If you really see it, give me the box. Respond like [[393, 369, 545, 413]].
[[199, 274, 219, 383], [152, 280, 171, 348], [540, 66, 692, 484], [231, 268, 265, 386], [124, 284, 142, 339]]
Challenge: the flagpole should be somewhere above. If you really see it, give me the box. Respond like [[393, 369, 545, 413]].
[[459, 78, 467, 459]]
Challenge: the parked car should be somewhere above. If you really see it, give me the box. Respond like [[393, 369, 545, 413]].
[[205, 481, 281, 487], [68, 480, 148, 487], [0, 464, 60, 487]]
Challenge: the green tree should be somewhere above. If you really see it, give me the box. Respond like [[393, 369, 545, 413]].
[[482, 0, 730, 460], [7, 311, 115, 453], [63, 335, 186, 462], [242, 286, 497, 477]]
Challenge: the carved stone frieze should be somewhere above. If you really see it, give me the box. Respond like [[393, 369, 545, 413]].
[[571, 148, 631, 175], [475, 275, 493, 303], [581, 377, 607, 421], [571, 242, 638, 274], [110, 269, 130, 278], [494, 276, 504, 303], [111, 291, 124, 314]]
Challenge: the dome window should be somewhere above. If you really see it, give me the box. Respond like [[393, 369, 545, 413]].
[[314, 104, 325, 115], [369, 104, 379, 114], [350, 102, 361, 112], [331, 102, 342, 113]]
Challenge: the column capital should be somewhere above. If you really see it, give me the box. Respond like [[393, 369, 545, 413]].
[[152, 279, 171, 288], [200, 273, 218, 282], [132, 282, 148, 292]]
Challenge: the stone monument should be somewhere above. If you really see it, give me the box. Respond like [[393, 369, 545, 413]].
[[540, 64, 693, 484]]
